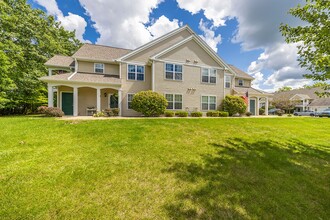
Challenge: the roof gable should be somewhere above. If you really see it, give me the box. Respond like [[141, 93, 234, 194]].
[[118, 25, 194, 62], [151, 35, 234, 72]]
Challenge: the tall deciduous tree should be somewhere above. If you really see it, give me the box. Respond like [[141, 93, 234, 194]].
[[280, 0, 330, 96], [0, 0, 81, 114]]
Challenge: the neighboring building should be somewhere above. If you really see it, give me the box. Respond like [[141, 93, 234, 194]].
[[40, 25, 272, 116], [273, 87, 330, 112]]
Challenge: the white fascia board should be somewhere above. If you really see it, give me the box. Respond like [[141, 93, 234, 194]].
[[118, 25, 193, 61]]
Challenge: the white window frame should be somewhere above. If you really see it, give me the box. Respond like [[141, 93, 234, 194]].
[[127, 93, 135, 110], [164, 63, 183, 81], [201, 68, 217, 84], [225, 75, 231, 88], [94, 63, 104, 73], [127, 64, 145, 81], [201, 95, 217, 111], [165, 93, 183, 110], [238, 79, 244, 86]]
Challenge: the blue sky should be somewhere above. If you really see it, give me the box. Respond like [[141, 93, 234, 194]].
[[29, 0, 311, 91]]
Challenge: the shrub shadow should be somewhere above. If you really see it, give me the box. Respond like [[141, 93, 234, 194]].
[[164, 138, 330, 219]]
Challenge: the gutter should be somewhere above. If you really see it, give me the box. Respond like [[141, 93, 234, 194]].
[[68, 58, 78, 80]]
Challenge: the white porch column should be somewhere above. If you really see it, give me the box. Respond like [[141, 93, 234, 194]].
[[96, 88, 101, 112], [302, 99, 305, 111], [256, 97, 260, 116], [265, 97, 269, 116], [47, 84, 54, 107], [48, 68, 52, 76], [73, 87, 78, 116], [118, 89, 122, 116]]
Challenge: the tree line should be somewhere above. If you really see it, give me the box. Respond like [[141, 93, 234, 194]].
[[0, 0, 81, 115]]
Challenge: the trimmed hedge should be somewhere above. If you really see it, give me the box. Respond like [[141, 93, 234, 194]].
[[218, 111, 229, 117], [191, 111, 203, 117], [37, 106, 64, 117], [164, 110, 174, 117], [206, 111, 219, 117], [175, 111, 188, 117]]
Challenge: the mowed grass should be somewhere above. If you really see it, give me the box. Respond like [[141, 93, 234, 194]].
[[0, 117, 329, 219]]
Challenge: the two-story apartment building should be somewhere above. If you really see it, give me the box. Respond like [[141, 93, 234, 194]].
[[40, 25, 271, 116]]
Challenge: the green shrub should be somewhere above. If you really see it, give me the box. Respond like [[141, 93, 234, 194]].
[[191, 111, 203, 117], [206, 111, 219, 117], [223, 95, 247, 116], [175, 111, 188, 117], [103, 108, 113, 117], [276, 109, 284, 116], [131, 91, 168, 117], [93, 111, 105, 117], [38, 106, 64, 117], [259, 108, 265, 115], [218, 111, 229, 117], [112, 108, 120, 116], [246, 112, 252, 117], [164, 110, 174, 117]]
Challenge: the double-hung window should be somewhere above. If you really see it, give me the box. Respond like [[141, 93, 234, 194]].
[[165, 94, 182, 110], [201, 96, 216, 111], [127, 94, 134, 109], [238, 79, 244, 86], [225, 75, 231, 88], [202, 68, 216, 84], [165, 63, 182, 80], [94, 63, 104, 73], [128, 64, 144, 81]]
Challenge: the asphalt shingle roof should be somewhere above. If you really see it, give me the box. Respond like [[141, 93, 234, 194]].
[[228, 64, 254, 80], [72, 44, 132, 61], [44, 55, 75, 68]]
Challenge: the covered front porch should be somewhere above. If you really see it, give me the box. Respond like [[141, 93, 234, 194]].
[[48, 85, 122, 116], [234, 87, 273, 116], [40, 72, 122, 116]]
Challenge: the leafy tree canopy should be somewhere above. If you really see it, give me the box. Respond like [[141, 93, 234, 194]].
[[280, 0, 330, 96], [0, 0, 81, 113]]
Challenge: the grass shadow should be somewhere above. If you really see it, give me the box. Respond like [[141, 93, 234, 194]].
[[164, 138, 330, 219]]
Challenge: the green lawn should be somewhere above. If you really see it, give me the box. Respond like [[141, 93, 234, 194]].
[[0, 117, 329, 219]]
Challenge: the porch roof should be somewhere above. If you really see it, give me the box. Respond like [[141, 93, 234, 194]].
[[40, 72, 121, 85], [233, 86, 273, 97]]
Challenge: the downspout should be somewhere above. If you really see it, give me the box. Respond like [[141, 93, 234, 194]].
[[68, 58, 78, 80]]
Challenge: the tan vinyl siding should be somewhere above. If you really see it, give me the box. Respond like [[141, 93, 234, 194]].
[[235, 78, 251, 87], [125, 29, 192, 63], [153, 61, 225, 112], [120, 63, 152, 116], [78, 61, 119, 75], [159, 40, 220, 67]]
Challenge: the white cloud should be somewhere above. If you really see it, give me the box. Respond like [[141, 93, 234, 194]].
[[33, 0, 87, 42], [147, 15, 182, 38], [177, 0, 232, 26], [198, 19, 222, 52], [79, 0, 183, 49]]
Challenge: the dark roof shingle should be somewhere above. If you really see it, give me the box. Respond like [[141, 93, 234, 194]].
[[72, 44, 132, 61], [45, 55, 75, 67], [228, 65, 254, 80]]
